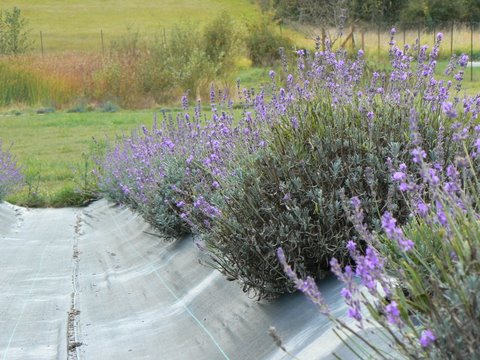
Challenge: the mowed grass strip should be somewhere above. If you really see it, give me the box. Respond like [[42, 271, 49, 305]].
[[1, 0, 261, 52], [0, 111, 159, 206]]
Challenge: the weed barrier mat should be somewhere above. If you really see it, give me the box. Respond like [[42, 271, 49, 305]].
[[0, 200, 366, 359]]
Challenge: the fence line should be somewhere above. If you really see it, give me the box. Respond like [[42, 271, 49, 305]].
[[33, 22, 480, 81]]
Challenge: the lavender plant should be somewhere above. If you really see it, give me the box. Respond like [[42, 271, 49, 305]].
[[96, 93, 255, 239], [0, 141, 23, 201], [96, 112, 196, 239], [199, 32, 479, 298], [278, 137, 480, 358], [98, 31, 480, 302]]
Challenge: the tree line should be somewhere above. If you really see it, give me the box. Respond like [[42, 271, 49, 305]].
[[269, 0, 480, 28]]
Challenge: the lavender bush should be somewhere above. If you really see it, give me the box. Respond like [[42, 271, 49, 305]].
[[198, 32, 480, 298], [96, 92, 259, 239], [97, 111, 197, 239], [278, 134, 480, 358], [0, 141, 23, 201], [98, 31, 480, 300]]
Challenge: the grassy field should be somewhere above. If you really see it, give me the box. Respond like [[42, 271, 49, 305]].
[[1, 0, 261, 52], [1, 110, 160, 206]]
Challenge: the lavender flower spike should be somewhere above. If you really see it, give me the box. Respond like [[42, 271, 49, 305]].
[[277, 248, 330, 315], [420, 330, 436, 348]]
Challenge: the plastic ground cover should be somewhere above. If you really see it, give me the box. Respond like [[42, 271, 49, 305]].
[[0, 200, 363, 360]]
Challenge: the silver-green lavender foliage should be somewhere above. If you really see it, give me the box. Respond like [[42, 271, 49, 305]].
[[280, 141, 480, 359], [201, 32, 478, 299], [98, 31, 480, 301]]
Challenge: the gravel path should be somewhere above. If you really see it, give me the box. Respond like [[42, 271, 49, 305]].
[[0, 200, 356, 360]]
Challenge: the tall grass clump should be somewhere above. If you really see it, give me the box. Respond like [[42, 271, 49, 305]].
[[97, 30, 479, 300], [0, 59, 79, 107], [279, 131, 480, 358], [0, 141, 23, 200]]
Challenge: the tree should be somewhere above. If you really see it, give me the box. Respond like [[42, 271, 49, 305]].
[[273, 0, 349, 45], [350, 0, 408, 25], [399, 0, 480, 27], [0, 7, 32, 56]]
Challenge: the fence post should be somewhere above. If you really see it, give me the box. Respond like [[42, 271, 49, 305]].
[[451, 22, 454, 57], [101, 29, 105, 56], [377, 24, 380, 56], [403, 28, 406, 47], [40, 31, 44, 56], [361, 29, 365, 52], [471, 22, 474, 81]]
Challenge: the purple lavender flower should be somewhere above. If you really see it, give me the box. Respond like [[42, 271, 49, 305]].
[[277, 248, 330, 315], [411, 148, 427, 163], [291, 116, 299, 130], [385, 301, 401, 325], [459, 54, 469, 67], [348, 307, 362, 322], [442, 101, 458, 118], [392, 170, 406, 181], [428, 168, 440, 186], [182, 93, 189, 110], [346, 240, 356, 253], [330, 258, 363, 325], [416, 200, 429, 217], [420, 329, 436, 348], [340, 287, 352, 299], [0, 142, 24, 200], [382, 212, 414, 251], [435, 201, 448, 227], [353, 246, 385, 291]]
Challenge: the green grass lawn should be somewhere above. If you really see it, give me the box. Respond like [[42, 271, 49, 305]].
[[0, 105, 248, 207], [1, 0, 261, 52], [1, 110, 160, 206]]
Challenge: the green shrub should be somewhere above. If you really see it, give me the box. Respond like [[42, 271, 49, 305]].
[[98, 20, 238, 106], [202, 95, 467, 299], [244, 17, 292, 66], [203, 12, 241, 78], [141, 24, 214, 103]]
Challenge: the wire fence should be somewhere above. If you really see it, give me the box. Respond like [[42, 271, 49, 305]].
[[300, 21, 480, 81], [33, 21, 480, 81]]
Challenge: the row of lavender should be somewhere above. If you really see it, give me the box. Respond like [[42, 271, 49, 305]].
[[0, 142, 23, 201], [97, 31, 480, 358]]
